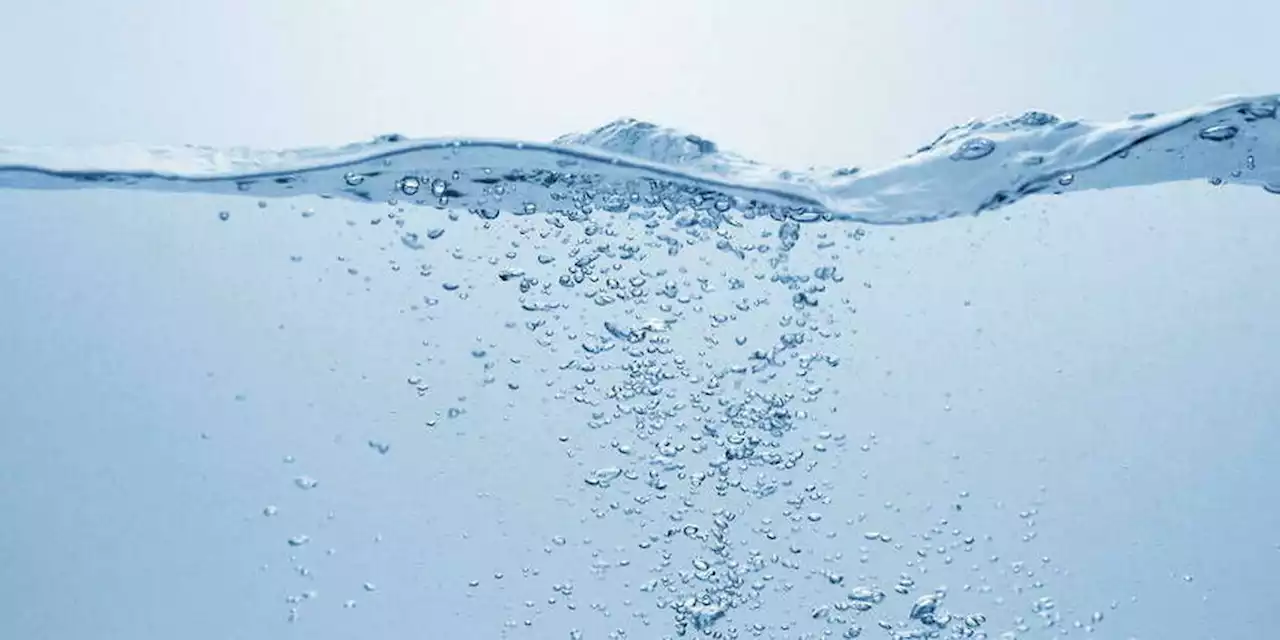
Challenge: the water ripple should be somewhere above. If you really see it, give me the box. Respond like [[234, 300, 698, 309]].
[[0, 94, 1276, 224]]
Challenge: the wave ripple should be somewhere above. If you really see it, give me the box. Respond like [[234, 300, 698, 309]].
[[1, 95, 1276, 225]]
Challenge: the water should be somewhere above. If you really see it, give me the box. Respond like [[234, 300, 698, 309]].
[[1, 95, 1279, 639], [3, 94, 1278, 224]]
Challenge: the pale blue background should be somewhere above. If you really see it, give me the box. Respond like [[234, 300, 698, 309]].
[[2, 2, 1279, 639]]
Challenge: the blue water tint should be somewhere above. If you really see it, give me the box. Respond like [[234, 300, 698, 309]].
[[1, 94, 1277, 224], [2, 96, 1279, 640]]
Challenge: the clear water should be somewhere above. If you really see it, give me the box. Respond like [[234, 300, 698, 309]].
[[2, 96, 1278, 639]]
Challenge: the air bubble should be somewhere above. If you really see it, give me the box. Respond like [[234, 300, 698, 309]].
[[584, 467, 623, 487], [951, 137, 996, 160], [398, 176, 421, 195], [909, 593, 940, 620], [1245, 101, 1277, 119], [1198, 125, 1239, 142]]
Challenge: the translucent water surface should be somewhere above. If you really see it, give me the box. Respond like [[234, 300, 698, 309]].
[[3, 94, 1278, 224]]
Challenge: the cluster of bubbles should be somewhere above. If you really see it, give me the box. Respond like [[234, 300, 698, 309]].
[[233, 160, 1127, 640]]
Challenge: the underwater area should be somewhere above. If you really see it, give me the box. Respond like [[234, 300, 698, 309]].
[[2, 94, 1279, 640]]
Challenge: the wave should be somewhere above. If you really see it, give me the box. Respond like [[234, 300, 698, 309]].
[[1, 94, 1277, 225]]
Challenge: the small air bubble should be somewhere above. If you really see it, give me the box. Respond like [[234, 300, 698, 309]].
[[951, 137, 996, 160], [909, 593, 940, 620], [398, 176, 421, 196], [584, 467, 623, 487], [1198, 125, 1239, 142]]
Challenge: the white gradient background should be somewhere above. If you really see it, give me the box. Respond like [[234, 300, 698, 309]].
[[3, 1, 1279, 166], [1, 2, 1279, 640]]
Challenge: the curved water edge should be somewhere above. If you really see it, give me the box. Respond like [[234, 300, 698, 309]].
[[0, 94, 1277, 225]]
